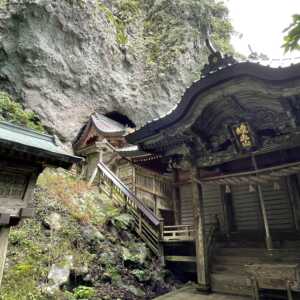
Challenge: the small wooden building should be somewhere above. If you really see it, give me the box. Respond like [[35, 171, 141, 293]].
[[126, 48, 300, 298], [0, 121, 81, 286], [73, 113, 129, 178], [73, 114, 173, 217]]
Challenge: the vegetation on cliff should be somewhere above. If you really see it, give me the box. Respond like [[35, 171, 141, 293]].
[[64, 0, 234, 78], [0, 169, 178, 300], [0, 92, 44, 132], [0, 0, 235, 140]]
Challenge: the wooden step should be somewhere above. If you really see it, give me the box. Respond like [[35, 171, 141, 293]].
[[211, 263, 247, 276], [212, 255, 300, 266], [210, 273, 252, 296], [165, 255, 196, 262], [216, 247, 300, 257]]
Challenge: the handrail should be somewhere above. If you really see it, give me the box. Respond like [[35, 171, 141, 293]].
[[163, 224, 195, 241], [97, 162, 161, 226]]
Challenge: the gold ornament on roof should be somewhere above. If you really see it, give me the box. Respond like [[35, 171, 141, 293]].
[[235, 122, 252, 148]]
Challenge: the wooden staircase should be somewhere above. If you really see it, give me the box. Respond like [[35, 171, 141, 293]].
[[97, 162, 200, 280], [97, 162, 198, 266], [97, 162, 164, 256]]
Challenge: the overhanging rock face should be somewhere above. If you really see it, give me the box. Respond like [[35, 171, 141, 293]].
[[0, 1, 212, 142]]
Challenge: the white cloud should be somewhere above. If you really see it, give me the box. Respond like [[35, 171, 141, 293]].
[[226, 0, 300, 58]]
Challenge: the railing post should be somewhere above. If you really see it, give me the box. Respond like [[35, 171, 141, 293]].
[[138, 212, 142, 235], [158, 219, 165, 265], [110, 180, 113, 199], [0, 226, 10, 287]]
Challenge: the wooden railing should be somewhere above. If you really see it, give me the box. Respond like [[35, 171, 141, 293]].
[[163, 225, 195, 241], [97, 162, 163, 256]]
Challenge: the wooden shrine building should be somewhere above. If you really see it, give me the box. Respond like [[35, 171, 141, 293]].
[[126, 47, 300, 298], [73, 113, 129, 178], [0, 121, 81, 286], [73, 113, 174, 219]]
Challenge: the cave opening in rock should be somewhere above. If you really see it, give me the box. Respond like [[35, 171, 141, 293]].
[[105, 111, 136, 128]]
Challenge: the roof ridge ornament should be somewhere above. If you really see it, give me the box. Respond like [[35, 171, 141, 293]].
[[201, 38, 237, 77]]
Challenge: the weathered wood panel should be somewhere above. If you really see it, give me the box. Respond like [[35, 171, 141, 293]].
[[261, 179, 295, 230], [179, 183, 193, 225], [202, 184, 223, 231], [231, 184, 263, 231]]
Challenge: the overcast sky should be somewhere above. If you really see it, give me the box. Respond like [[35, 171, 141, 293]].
[[226, 0, 300, 59]]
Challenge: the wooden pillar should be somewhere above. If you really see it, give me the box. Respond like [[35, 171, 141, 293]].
[[257, 185, 273, 249], [158, 219, 165, 266], [252, 155, 273, 250], [0, 226, 10, 287], [191, 167, 209, 290], [172, 169, 181, 225], [286, 176, 299, 230]]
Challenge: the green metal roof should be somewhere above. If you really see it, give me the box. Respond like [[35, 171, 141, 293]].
[[0, 121, 81, 166]]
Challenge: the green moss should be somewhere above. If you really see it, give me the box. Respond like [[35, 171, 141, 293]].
[[73, 286, 95, 299], [0, 92, 44, 132]]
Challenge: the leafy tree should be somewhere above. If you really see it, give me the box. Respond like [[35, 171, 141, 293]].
[[282, 14, 300, 52]]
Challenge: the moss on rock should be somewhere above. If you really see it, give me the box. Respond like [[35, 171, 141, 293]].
[[0, 169, 179, 300]]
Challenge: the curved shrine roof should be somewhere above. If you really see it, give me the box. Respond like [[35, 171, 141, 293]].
[[126, 56, 300, 145]]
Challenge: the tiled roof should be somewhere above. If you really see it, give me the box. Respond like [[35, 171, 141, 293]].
[[0, 121, 81, 165]]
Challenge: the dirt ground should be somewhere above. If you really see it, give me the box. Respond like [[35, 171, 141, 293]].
[[154, 284, 251, 300]]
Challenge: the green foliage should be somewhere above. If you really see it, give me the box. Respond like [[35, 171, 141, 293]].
[[0, 92, 44, 132], [0, 221, 47, 300], [96, 1, 140, 46], [283, 14, 300, 52], [0, 0, 7, 8], [105, 265, 122, 284], [142, 0, 234, 76], [73, 286, 96, 299], [111, 213, 133, 230], [0, 168, 174, 299], [96, 0, 141, 45]]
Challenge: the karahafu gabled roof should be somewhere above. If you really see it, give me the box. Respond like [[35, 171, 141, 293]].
[[73, 113, 126, 150], [91, 113, 125, 134], [126, 55, 300, 146]]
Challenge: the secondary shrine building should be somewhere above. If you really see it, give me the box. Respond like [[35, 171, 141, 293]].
[[126, 50, 300, 298]]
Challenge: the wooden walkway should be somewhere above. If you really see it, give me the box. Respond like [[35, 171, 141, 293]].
[[154, 284, 250, 300]]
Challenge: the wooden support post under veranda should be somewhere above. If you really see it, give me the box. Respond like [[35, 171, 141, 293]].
[[0, 226, 10, 287], [191, 167, 210, 291]]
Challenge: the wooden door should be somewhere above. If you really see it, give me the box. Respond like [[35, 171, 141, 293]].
[[261, 178, 295, 231], [231, 184, 263, 232]]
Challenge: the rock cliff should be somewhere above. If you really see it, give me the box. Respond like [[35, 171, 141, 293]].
[[0, 0, 233, 141]]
